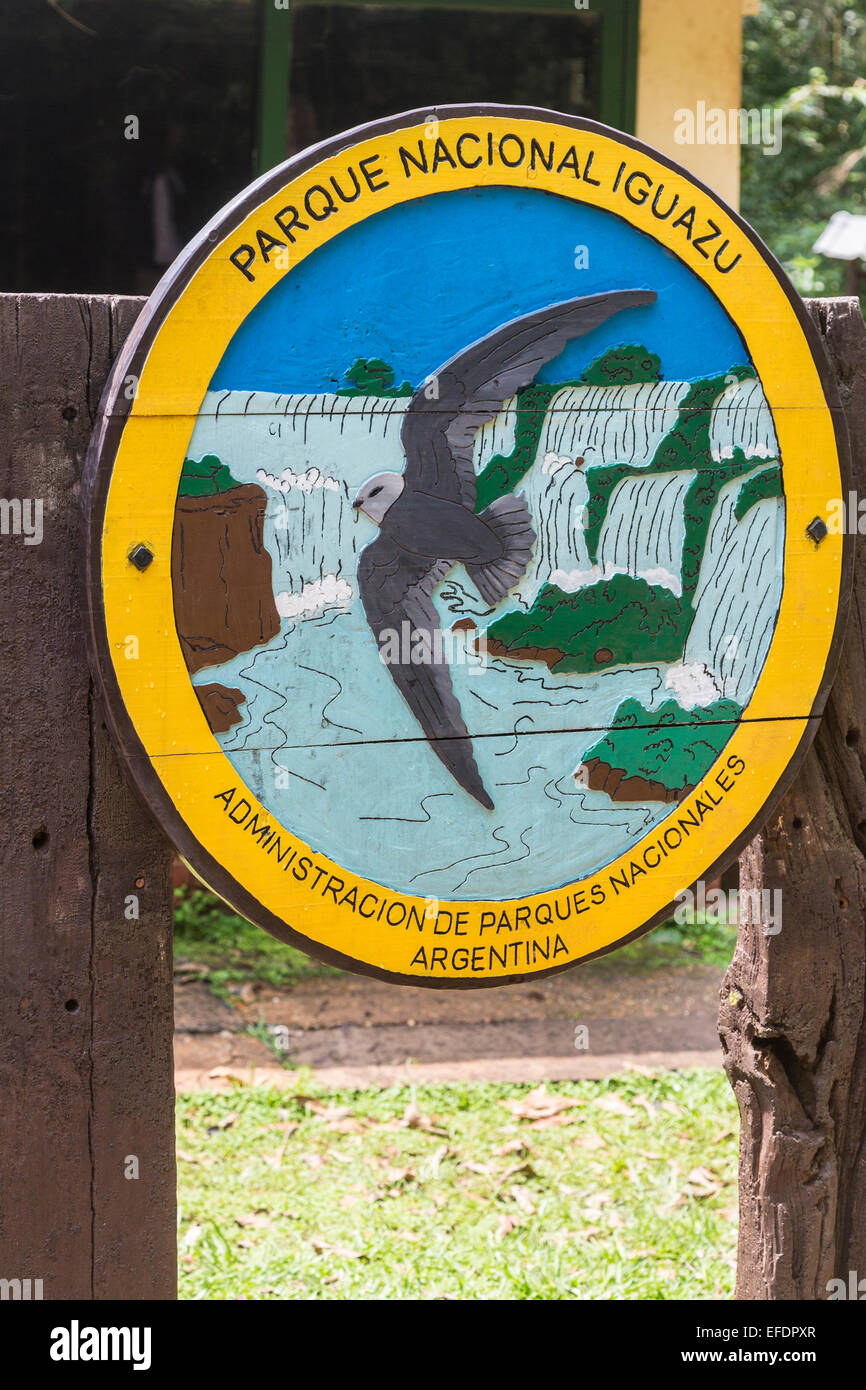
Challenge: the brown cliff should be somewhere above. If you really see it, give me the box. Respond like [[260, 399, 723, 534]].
[[577, 757, 691, 805], [482, 637, 565, 668], [194, 682, 247, 734], [172, 483, 280, 677]]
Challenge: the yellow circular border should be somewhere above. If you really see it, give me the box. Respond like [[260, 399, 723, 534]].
[[96, 113, 846, 984]]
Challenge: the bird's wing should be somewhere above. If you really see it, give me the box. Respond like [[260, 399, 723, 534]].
[[358, 532, 493, 809], [400, 290, 658, 509]]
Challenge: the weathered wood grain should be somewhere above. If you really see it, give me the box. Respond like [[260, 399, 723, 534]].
[[720, 296, 866, 1300], [0, 293, 176, 1300]]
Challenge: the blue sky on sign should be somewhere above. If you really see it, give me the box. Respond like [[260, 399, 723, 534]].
[[211, 186, 750, 394]]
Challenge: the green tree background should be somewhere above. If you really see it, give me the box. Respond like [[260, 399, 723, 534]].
[[741, 0, 866, 298]]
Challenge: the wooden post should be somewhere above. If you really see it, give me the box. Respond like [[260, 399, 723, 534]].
[[720, 296, 866, 1301], [0, 294, 176, 1300]]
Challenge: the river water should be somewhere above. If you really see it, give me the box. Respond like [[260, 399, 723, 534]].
[[183, 381, 783, 899]]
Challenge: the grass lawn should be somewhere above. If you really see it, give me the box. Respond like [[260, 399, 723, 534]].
[[177, 1070, 738, 1300], [174, 886, 344, 997], [174, 885, 738, 998]]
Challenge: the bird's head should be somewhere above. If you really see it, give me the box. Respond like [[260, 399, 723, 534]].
[[352, 472, 405, 524]]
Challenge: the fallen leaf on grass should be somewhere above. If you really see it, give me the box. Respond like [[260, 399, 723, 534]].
[[685, 1166, 726, 1198], [400, 1099, 448, 1135], [457, 1182, 491, 1206], [303, 1101, 355, 1124], [261, 1140, 292, 1169], [573, 1132, 607, 1150], [402, 1098, 423, 1127], [429, 1144, 450, 1177], [553, 1227, 601, 1244], [383, 1166, 417, 1187], [498, 1161, 537, 1185], [206, 1111, 239, 1135], [494, 1138, 531, 1158], [338, 1191, 369, 1210], [308, 1104, 368, 1135], [527, 1112, 581, 1131], [176, 1150, 200, 1164], [174, 960, 212, 978], [496, 1213, 524, 1238], [235, 1212, 272, 1229], [509, 1185, 537, 1216], [593, 1095, 635, 1117], [583, 1193, 612, 1215], [504, 1085, 582, 1121], [309, 1237, 366, 1260]]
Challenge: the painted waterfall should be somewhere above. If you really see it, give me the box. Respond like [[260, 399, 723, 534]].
[[174, 366, 785, 901]]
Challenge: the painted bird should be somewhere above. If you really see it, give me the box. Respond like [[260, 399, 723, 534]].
[[353, 289, 657, 809]]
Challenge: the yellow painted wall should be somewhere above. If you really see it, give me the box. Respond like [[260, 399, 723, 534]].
[[636, 0, 757, 209]]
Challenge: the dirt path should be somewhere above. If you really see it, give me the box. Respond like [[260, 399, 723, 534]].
[[174, 961, 724, 1090]]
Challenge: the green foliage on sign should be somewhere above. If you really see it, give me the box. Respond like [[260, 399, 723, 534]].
[[337, 358, 413, 396], [178, 454, 243, 498], [474, 381, 559, 511], [582, 368, 758, 604], [734, 464, 783, 522], [477, 365, 780, 680], [485, 574, 686, 674], [581, 697, 743, 795], [580, 343, 662, 386], [474, 345, 659, 511]]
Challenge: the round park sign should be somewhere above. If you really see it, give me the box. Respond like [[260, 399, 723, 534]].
[[85, 105, 851, 987]]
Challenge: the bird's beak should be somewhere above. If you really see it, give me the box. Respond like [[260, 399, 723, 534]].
[[352, 499, 361, 523]]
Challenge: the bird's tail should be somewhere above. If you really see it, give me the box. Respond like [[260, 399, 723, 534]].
[[467, 492, 536, 606]]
